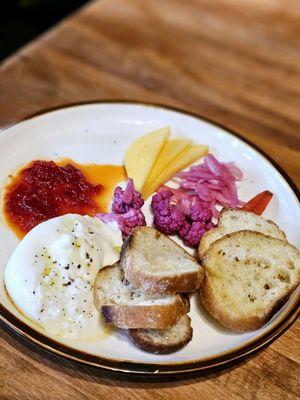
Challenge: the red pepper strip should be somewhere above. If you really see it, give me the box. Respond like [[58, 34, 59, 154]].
[[242, 190, 273, 215]]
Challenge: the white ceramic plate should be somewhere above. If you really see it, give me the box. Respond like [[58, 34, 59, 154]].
[[0, 102, 299, 375]]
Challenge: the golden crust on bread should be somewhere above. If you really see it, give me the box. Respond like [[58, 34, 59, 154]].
[[128, 315, 193, 354], [200, 231, 300, 332], [198, 208, 286, 259], [94, 263, 189, 329], [121, 226, 203, 294]]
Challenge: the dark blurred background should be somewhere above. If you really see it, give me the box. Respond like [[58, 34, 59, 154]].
[[0, 0, 89, 61]]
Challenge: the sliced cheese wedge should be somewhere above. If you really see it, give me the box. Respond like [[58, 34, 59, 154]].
[[142, 144, 209, 199], [124, 126, 170, 191], [142, 139, 191, 192]]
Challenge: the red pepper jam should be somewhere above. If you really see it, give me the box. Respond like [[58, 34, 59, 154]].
[[4, 160, 102, 234]]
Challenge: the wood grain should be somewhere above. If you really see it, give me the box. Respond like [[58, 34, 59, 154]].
[[0, 0, 299, 399]]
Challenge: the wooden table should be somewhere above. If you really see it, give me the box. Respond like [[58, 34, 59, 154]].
[[0, 0, 299, 398]]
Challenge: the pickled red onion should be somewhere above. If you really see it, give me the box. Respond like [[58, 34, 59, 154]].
[[174, 154, 244, 217]]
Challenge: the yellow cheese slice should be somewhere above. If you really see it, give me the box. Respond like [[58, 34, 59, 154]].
[[143, 139, 191, 191], [124, 126, 170, 191], [142, 144, 209, 199]]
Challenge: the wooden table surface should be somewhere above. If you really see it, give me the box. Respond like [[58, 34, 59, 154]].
[[0, 0, 299, 399]]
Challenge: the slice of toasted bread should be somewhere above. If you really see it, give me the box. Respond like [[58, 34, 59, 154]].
[[128, 315, 193, 354], [120, 226, 203, 294], [198, 208, 286, 259], [94, 263, 188, 329], [201, 231, 300, 332]]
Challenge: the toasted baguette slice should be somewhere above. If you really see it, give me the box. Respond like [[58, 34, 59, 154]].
[[201, 231, 300, 332], [198, 208, 286, 259], [128, 315, 193, 354], [94, 263, 188, 329], [120, 226, 203, 294]]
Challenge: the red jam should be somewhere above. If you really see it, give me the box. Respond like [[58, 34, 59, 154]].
[[3, 160, 126, 237]]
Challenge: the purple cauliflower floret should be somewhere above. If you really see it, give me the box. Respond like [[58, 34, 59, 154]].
[[180, 221, 214, 247], [112, 179, 144, 213], [117, 209, 146, 237], [111, 186, 127, 213], [188, 197, 213, 222], [98, 178, 146, 237], [98, 208, 146, 237], [151, 190, 185, 235], [178, 220, 190, 237], [151, 189, 214, 248]]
